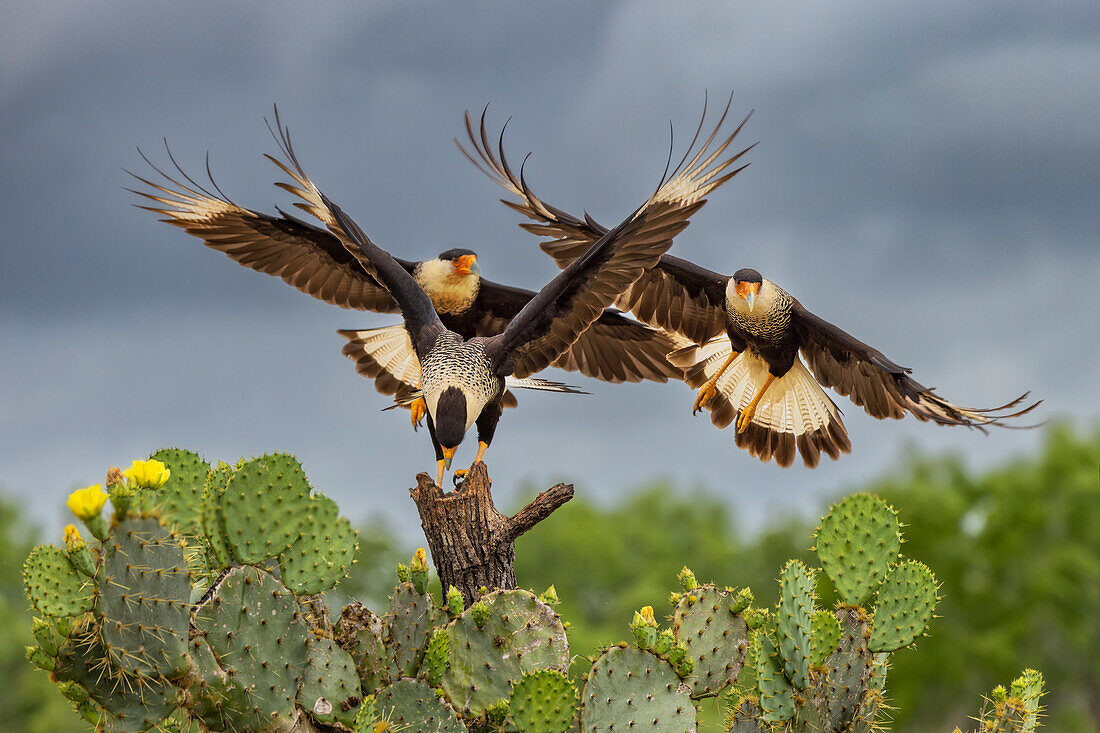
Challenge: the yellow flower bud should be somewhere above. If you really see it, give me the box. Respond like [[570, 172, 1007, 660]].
[[62, 524, 84, 550], [639, 606, 657, 627], [122, 459, 171, 489], [410, 547, 428, 573], [66, 484, 107, 522]]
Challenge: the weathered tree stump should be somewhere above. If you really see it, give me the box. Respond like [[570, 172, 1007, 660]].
[[409, 461, 574, 606]]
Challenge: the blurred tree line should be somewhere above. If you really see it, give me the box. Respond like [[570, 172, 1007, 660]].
[[3, 425, 1097, 731]]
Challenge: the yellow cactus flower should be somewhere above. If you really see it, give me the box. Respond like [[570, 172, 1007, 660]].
[[410, 547, 428, 573], [62, 524, 84, 550], [122, 459, 171, 489], [105, 466, 123, 486], [67, 484, 108, 521], [639, 605, 657, 627]]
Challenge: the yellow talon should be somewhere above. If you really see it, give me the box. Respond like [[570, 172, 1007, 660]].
[[736, 373, 776, 434], [410, 398, 427, 430], [692, 351, 739, 416], [736, 403, 756, 434], [693, 382, 717, 414]]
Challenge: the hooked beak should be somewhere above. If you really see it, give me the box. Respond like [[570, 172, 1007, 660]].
[[441, 446, 456, 470], [454, 254, 479, 276], [736, 280, 760, 311]]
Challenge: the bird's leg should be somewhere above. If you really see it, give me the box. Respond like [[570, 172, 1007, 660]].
[[736, 373, 777, 434], [410, 398, 427, 429], [453, 441, 489, 482], [693, 351, 740, 414]]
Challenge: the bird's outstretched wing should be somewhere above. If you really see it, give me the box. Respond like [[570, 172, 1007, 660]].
[[791, 301, 1040, 427], [128, 113, 412, 313], [490, 104, 750, 378], [323, 195, 445, 358], [470, 278, 687, 383], [459, 95, 751, 345]]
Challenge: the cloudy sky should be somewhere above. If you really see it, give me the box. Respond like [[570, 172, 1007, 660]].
[[3, 2, 1098, 540]]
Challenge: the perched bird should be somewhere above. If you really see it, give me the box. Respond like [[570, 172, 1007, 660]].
[[460, 110, 1039, 468], [129, 111, 688, 430], [134, 104, 749, 483]]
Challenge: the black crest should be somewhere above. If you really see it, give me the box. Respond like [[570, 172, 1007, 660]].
[[438, 248, 476, 261], [732, 268, 762, 284]]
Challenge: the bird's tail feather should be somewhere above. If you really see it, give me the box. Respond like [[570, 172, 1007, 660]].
[[669, 337, 851, 467], [504, 376, 588, 395]]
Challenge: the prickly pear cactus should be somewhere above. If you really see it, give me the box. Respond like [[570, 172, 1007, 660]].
[[955, 669, 1046, 733], [375, 679, 467, 732], [441, 589, 570, 718], [671, 583, 750, 697], [99, 516, 190, 678], [728, 493, 942, 732], [221, 453, 312, 564], [814, 493, 900, 605], [298, 638, 362, 729], [581, 645, 697, 733], [23, 545, 93, 618], [22, 453, 1044, 733], [509, 669, 577, 733]]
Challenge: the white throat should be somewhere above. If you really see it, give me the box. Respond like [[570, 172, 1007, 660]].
[[415, 259, 480, 315]]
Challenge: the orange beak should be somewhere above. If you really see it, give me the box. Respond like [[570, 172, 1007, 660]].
[[453, 254, 479, 276], [735, 281, 760, 311], [441, 446, 457, 470]]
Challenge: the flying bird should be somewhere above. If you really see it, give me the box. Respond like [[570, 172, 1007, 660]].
[[134, 104, 749, 483], [460, 106, 1039, 468], [129, 112, 688, 429]]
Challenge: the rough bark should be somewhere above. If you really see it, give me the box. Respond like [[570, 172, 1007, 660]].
[[409, 461, 574, 606]]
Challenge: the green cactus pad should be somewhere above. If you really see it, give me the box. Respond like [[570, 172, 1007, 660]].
[[385, 581, 439, 678], [1010, 668, 1045, 728], [147, 448, 210, 536], [442, 589, 569, 718], [55, 626, 181, 732], [868, 560, 938, 652], [23, 544, 93, 618], [99, 517, 190, 678], [298, 638, 362, 730], [278, 493, 357, 595], [375, 679, 467, 732], [815, 493, 901, 606], [420, 627, 450, 686], [201, 462, 234, 569], [727, 698, 767, 733], [809, 609, 842, 666], [580, 646, 696, 733], [192, 566, 310, 731], [221, 453, 312, 564], [670, 584, 749, 697], [755, 632, 795, 723], [775, 560, 815, 690], [821, 608, 872, 730], [336, 602, 389, 693], [509, 669, 576, 733], [973, 668, 1045, 733]]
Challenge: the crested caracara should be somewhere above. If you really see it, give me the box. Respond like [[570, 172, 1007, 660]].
[[460, 109, 1040, 468], [129, 109, 692, 431]]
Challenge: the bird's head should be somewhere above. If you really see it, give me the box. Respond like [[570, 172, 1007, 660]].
[[433, 387, 468, 469], [437, 248, 480, 278], [732, 268, 763, 312]]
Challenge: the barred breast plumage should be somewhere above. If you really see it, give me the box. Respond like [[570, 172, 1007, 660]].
[[420, 333, 502, 431]]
